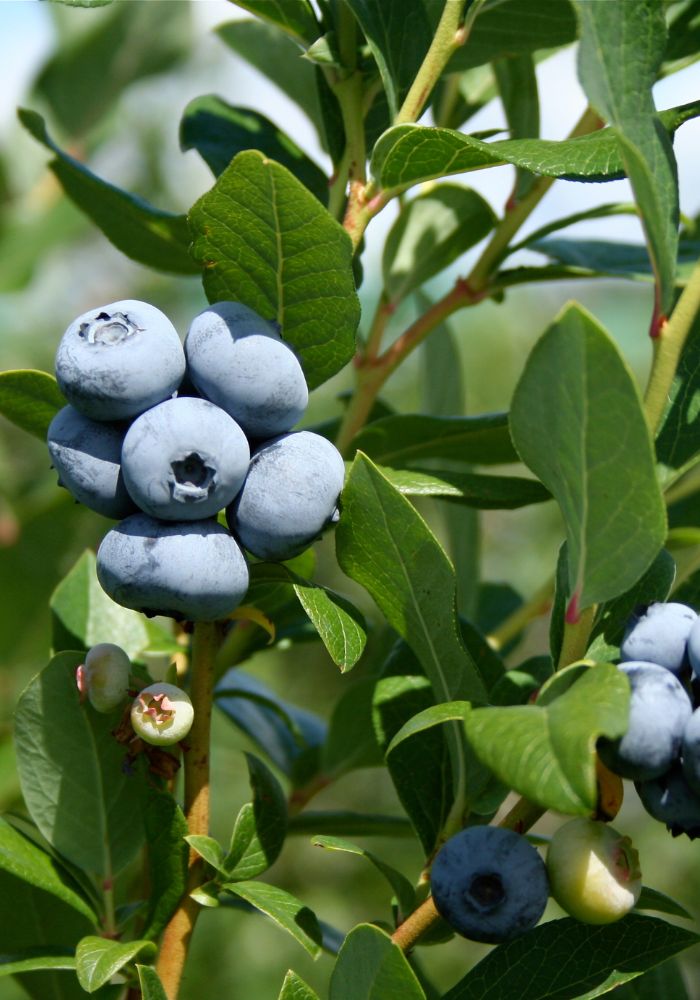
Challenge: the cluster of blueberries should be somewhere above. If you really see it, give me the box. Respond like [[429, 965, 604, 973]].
[[48, 299, 345, 621], [598, 601, 700, 837]]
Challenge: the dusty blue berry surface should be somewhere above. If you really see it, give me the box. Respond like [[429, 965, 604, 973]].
[[620, 602, 696, 676]]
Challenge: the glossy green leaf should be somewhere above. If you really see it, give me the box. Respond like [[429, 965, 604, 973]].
[[137, 965, 168, 1000], [386, 701, 471, 755], [0, 952, 76, 976], [370, 101, 700, 193], [447, 0, 578, 72], [336, 453, 487, 704], [530, 238, 700, 283], [322, 679, 384, 776], [221, 881, 322, 957], [345, 0, 432, 118], [224, 753, 288, 880], [350, 413, 517, 466], [35, 1, 189, 136], [189, 149, 359, 389], [180, 95, 328, 204], [0, 818, 97, 924], [0, 369, 65, 441], [186, 835, 225, 871], [14, 651, 150, 877], [464, 663, 629, 814], [574, 0, 677, 313], [279, 970, 321, 1000], [313, 835, 415, 919], [493, 53, 539, 200], [510, 303, 666, 612], [229, 0, 319, 45], [141, 793, 189, 942], [19, 110, 198, 275], [635, 886, 692, 921], [382, 185, 495, 304], [377, 466, 550, 509], [656, 307, 700, 486], [76, 937, 155, 993], [329, 923, 426, 1000], [442, 915, 699, 1000], [50, 550, 149, 659]]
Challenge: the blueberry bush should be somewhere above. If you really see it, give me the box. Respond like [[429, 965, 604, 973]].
[[2, 0, 700, 997]]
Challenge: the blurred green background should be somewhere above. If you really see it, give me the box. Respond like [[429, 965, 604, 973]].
[[1, 2, 700, 997]]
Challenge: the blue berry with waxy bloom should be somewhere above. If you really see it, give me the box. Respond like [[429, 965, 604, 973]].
[[636, 764, 700, 839], [597, 661, 692, 781], [687, 616, 700, 679], [228, 430, 345, 561], [681, 708, 700, 795], [620, 602, 697, 676], [430, 826, 549, 944], [47, 405, 138, 519], [55, 299, 185, 421], [121, 397, 250, 521], [96, 513, 249, 621], [184, 301, 308, 439]]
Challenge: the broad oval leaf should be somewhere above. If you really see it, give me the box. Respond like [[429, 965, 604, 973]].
[[279, 970, 321, 1000], [510, 303, 666, 612], [464, 663, 629, 815], [329, 923, 426, 1000], [442, 914, 699, 1000], [0, 370, 65, 440], [350, 413, 517, 467], [14, 652, 150, 877], [224, 753, 288, 880], [189, 149, 359, 389], [385, 701, 471, 756], [76, 937, 155, 993], [141, 793, 189, 942], [221, 880, 322, 957], [19, 110, 197, 275]]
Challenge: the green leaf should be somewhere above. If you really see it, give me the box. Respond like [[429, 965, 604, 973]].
[[386, 701, 471, 755], [370, 101, 700, 193], [0, 818, 97, 924], [337, 453, 487, 704], [656, 306, 700, 486], [14, 651, 150, 877], [224, 753, 288, 880], [529, 238, 700, 283], [442, 914, 699, 1000], [228, 0, 319, 45], [137, 965, 168, 1000], [180, 95, 328, 204], [0, 951, 76, 976], [635, 886, 693, 921], [19, 109, 198, 275], [508, 203, 639, 254], [382, 185, 495, 305], [510, 302, 666, 612], [313, 835, 415, 919], [574, 0, 677, 314], [76, 937, 155, 993], [50, 550, 149, 659], [279, 970, 321, 1000], [376, 466, 550, 509], [493, 53, 540, 200], [447, 0, 578, 72], [464, 663, 629, 814], [350, 413, 517, 467], [344, 0, 432, 118], [329, 923, 426, 1000], [35, 0, 189, 136], [221, 881, 322, 957], [185, 835, 225, 871], [141, 793, 189, 942], [0, 369, 65, 441], [249, 563, 367, 671], [610, 959, 691, 999], [189, 149, 359, 389]]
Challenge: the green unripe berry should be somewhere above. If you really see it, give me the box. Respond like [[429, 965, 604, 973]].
[[546, 817, 641, 924], [76, 642, 131, 713], [130, 682, 193, 746]]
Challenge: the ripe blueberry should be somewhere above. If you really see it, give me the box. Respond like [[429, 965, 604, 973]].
[[546, 818, 641, 924], [184, 301, 308, 439], [620, 602, 697, 676], [76, 642, 131, 713], [55, 300, 185, 421], [96, 513, 249, 621], [636, 764, 700, 839], [597, 661, 692, 781], [131, 682, 193, 746], [47, 405, 137, 519], [121, 397, 250, 521], [687, 617, 700, 679], [430, 826, 549, 943], [228, 430, 345, 561]]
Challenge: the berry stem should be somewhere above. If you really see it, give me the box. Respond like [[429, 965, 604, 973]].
[[155, 620, 223, 1000]]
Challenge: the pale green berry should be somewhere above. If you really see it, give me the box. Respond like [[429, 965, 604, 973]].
[[546, 817, 641, 924], [76, 642, 131, 713], [130, 682, 193, 746]]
